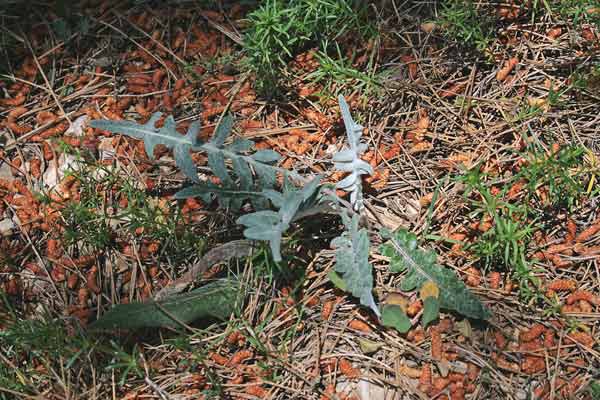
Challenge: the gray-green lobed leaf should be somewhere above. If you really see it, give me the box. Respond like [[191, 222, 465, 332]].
[[330, 213, 379, 316], [237, 176, 322, 262], [333, 96, 373, 211], [91, 113, 283, 211], [380, 229, 490, 320], [91, 112, 201, 183]]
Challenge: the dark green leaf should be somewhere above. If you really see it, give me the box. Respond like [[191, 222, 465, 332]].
[[588, 381, 600, 399], [380, 229, 490, 320], [422, 296, 440, 328], [89, 280, 240, 330], [381, 304, 412, 333]]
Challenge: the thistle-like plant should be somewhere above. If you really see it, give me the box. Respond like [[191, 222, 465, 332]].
[[89, 96, 489, 331], [237, 175, 322, 262]]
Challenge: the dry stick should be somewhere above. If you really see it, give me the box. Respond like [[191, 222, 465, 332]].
[[199, 12, 244, 45], [144, 376, 172, 400], [2, 127, 32, 188], [7, 204, 65, 305], [215, 73, 249, 130], [2, 63, 106, 149], [132, 235, 151, 295], [0, 74, 48, 93], [4, 110, 78, 151], [0, 386, 41, 400], [23, 38, 72, 126], [153, 240, 256, 301], [114, 10, 186, 66], [94, 18, 178, 81]]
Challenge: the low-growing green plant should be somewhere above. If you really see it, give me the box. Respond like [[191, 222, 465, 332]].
[[589, 380, 600, 399], [438, 0, 495, 54], [379, 229, 490, 332], [47, 154, 203, 260], [0, 315, 101, 399], [519, 144, 586, 213], [104, 341, 144, 386], [456, 142, 587, 297], [305, 44, 382, 98], [460, 169, 534, 271], [90, 95, 490, 331], [544, 0, 600, 27], [571, 64, 600, 95], [243, 0, 374, 93], [90, 279, 240, 330]]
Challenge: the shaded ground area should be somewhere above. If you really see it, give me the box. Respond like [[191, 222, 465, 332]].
[[0, 1, 599, 399]]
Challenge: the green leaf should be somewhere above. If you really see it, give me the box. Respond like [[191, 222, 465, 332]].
[[422, 296, 440, 328], [327, 270, 347, 291], [589, 381, 600, 399], [331, 213, 379, 316], [358, 338, 383, 354], [380, 229, 491, 320], [381, 304, 411, 333], [89, 280, 239, 330]]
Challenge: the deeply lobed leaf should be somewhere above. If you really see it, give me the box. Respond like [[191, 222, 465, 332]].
[[91, 112, 201, 182], [380, 229, 490, 320], [331, 213, 379, 316], [237, 176, 323, 262], [91, 113, 283, 211], [333, 96, 373, 211]]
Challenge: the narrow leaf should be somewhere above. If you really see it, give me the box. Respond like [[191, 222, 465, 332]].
[[89, 280, 239, 330], [210, 114, 234, 147], [174, 145, 199, 182], [333, 96, 373, 211], [252, 149, 282, 163]]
